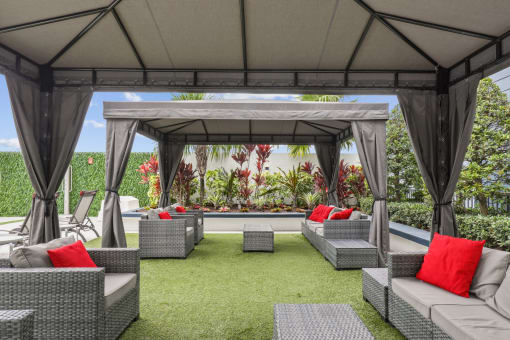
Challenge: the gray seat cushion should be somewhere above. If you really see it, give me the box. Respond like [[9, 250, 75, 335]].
[[315, 227, 324, 237], [305, 220, 322, 231], [392, 277, 485, 318], [470, 248, 510, 300], [147, 208, 163, 220], [487, 266, 510, 319], [432, 304, 510, 340], [104, 273, 137, 310], [10, 237, 75, 268]]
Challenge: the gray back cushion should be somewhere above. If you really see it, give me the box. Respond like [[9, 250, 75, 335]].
[[487, 266, 510, 319], [10, 237, 75, 268], [147, 208, 163, 220], [470, 248, 510, 300], [349, 210, 362, 220]]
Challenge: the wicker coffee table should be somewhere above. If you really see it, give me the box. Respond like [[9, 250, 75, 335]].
[[243, 224, 274, 252], [362, 268, 388, 320], [0, 310, 34, 340], [273, 304, 374, 340]]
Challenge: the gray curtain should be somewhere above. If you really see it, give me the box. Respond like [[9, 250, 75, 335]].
[[352, 120, 389, 265], [102, 119, 139, 248], [398, 74, 481, 240], [315, 141, 341, 206], [158, 141, 185, 208], [5, 72, 92, 245]]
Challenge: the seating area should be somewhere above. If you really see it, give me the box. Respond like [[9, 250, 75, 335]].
[[302, 206, 378, 269]]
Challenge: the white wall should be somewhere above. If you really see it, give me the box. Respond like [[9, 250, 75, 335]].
[[182, 152, 360, 174]]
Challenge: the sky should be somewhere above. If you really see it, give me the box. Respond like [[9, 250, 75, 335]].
[[0, 74, 400, 154]]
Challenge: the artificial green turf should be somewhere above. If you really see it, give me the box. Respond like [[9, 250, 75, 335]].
[[86, 234, 403, 339]]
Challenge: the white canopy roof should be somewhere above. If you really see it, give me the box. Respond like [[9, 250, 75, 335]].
[[1, 0, 509, 93], [103, 100, 388, 144]]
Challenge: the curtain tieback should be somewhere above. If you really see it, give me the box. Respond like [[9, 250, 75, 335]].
[[434, 201, 452, 207], [105, 189, 118, 194], [33, 195, 56, 217], [373, 197, 386, 201]]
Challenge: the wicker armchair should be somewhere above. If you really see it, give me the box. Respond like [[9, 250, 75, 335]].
[[167, 209, 204, 244], [0, 248, 140, 339], [139, 217, 195, 258]]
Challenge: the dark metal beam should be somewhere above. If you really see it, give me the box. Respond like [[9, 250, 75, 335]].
[[346, 15, 374, 71], [449, 29, 510, 85], [0, 7, 107, 34], [304, 120, 345, 131], [166, 133, 335, 145], [111, 8, 145, 68], [300, 121, 335, 136], [200, 119, 209, 135], [239, 0, 248, 86], [157, 119, 201, 131], [377, 12, 496, 40], [353, 0, 439, 67], [164, 120, 200, 134], [345, 15, 374, 85], [47, 0, 123, 66]]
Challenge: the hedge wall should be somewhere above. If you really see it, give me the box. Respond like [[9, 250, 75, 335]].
[[0, 152, 153, 217], [360, 197, 510, 251]]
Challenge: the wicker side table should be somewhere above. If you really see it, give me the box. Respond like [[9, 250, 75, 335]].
[[243, 224, 274, 252], [362, 268, 388, 320], [273, 304, 374, 340], [0, 310, 34, 340]]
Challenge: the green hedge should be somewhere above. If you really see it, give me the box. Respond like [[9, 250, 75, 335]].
[[360, 197, 510, 251], [0, 152, 153, 217]]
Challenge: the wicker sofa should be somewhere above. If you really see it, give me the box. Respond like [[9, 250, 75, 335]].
[[140, 214, 195, 258], [301, 210, 378, 269], [0, 248, 140, 339], [388, 251, 510, 340]]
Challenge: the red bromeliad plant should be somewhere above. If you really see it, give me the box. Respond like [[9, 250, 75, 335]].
[[336, 159, 351, 206], [136, 154, 160, 208], [300, 161, 314, 175], [173, 160, 197, 206], [236, 168, 253, 206], [232, 151, 248, 168], [253, 144, 272, 198], [312, 167, 328, 205]]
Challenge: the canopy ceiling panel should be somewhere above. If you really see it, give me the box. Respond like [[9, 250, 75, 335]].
[[1, 0, 509, 92], [351, 20, 434, 70], [388, 21, 489, 68], [53, 13, 139, 68], [0, 16, 94, 65], [0, 0, 110, 27], [364, 0, 510, 37], [129, 0, 243, 69], [318, 0, 371, 70], [245, 0, 338, 69]]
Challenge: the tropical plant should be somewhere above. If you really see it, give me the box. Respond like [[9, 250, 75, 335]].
[[336, 159, 351, 206], [456, 78, 510, 215], [206, 193, 224, 209], [312, 167, 327, 205], [205, 168, 238, 206], [172, 160, 197, 206], [303, 192, 320, 210], [300, 161, 314, 175], [346, 164, 367, 202], [136, 154, 160, 208], [278, 165, 305, 208], [236, 168, 253, 206], [243, 144, 256, 168], [253, 144, 272, 198]]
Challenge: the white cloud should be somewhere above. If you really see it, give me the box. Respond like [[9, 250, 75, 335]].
[[123, 92, 142, 102], [84, 120, 105, 128], [0, 138, 20, 149], [221, 93, 300, 101], [88, 100, 98, 108]]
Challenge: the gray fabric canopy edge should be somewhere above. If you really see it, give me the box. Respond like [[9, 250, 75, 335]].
[[102, 101, 390, 265]]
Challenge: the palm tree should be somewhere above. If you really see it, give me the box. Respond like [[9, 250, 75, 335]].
[[288, 94, 353, 158]]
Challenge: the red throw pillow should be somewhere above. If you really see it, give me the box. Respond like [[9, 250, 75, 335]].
[[175, 206, 186, 213], [159, 211, 172, 220], [416, 233, 485, 297], [308, 205, 334, 223], [47, 241, 97, 268], [330, 208, 353, 220]]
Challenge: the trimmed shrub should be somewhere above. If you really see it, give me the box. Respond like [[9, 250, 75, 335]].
[[360, 196, 510, 251]]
